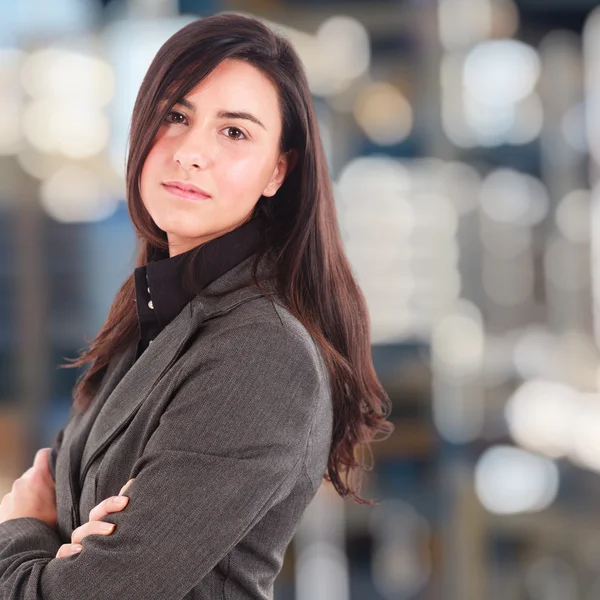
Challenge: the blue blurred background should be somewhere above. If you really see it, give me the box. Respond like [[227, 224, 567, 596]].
[[4, 0, 600, 598]]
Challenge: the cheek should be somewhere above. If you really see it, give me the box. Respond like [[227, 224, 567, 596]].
[[219, 154, 273, 198], [141, 142, 166, 178]]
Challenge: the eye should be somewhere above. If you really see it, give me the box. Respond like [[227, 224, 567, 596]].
[[165, 110, 187, 125], [222, 126, 246, 141]]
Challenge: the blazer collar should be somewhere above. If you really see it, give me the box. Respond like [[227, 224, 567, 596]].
[[68, 251, 278, 529]]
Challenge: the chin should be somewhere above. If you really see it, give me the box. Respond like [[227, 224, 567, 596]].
[[151, 212, 207, 237]]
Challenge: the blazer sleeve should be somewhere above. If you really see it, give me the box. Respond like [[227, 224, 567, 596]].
[[0, 319, 324, 599]]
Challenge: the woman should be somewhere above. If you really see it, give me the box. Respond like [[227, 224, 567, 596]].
[[0, 12, 393, 599]]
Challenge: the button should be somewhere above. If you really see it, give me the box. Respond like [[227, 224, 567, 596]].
[[148, 299, 154, 309], [149, 340, 153, 344], [147, 287, 150, 294]]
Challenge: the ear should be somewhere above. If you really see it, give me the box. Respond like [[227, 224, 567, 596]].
[[262, 149, 298, 198]]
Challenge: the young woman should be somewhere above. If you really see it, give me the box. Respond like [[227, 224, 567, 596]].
[[0, 13, 393, 599]]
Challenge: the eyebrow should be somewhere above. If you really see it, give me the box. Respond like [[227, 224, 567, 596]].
[[174, 97, 267, 131]]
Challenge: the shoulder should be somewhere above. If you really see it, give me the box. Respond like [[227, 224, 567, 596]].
[[164, 295, 332, 454], [200, 294, 329, 385]]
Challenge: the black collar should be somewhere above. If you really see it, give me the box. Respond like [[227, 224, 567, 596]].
[[133, 215, 265, 357]]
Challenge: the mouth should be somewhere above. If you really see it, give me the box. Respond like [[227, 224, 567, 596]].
[[161, 181, 211, 201]]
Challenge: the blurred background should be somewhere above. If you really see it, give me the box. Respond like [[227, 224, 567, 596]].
[[3, 0, 600, 598]]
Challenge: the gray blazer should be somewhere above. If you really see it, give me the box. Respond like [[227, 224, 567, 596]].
[[0, 254, 334, 599]]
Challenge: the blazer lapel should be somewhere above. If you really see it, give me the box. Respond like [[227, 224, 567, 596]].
[[66, 340, 138, 530], [81, 304, 195, 472]]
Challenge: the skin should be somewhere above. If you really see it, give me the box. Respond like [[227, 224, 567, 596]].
[[140, 57, 297, 257]]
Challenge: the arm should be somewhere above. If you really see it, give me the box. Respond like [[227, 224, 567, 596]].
[[0, 320, 323, 599]]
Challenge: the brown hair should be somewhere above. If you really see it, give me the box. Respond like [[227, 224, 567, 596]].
[[60, 12, 394, 505]]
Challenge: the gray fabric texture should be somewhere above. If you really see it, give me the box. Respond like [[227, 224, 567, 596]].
[[0, 253, 334, 599]]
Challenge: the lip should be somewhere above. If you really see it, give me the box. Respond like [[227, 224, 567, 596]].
[[162, 181, 211, 201]]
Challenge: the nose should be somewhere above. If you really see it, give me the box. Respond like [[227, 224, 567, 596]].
[[173, 131, 211, 171]]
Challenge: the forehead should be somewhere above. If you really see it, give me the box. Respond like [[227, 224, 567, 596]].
[[180, 59, 281, 129]]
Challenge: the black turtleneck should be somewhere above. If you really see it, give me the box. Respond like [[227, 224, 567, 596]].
[[133, 215, 265, 361]]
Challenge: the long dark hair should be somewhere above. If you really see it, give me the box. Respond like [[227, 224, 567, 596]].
[[60, 12, 394, 505]]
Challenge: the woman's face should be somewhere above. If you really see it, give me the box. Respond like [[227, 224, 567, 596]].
[[140, 58, 293, 257]]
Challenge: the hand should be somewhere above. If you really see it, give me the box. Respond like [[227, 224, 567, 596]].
[[55, 478, 135, 558], [0, 448, 57, 531]]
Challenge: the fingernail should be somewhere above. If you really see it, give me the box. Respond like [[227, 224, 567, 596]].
[[100, 523, 115, 532], [115, 496, 128, 505], [71, 544, 82, 553]]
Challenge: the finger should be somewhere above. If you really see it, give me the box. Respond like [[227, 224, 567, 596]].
[[89, 495, 129, 522], [118, 478, 135, 495], [71, 521, 116, 544], [31, 448, 54, 485], [55, 543, 82, 559], [20, 466, 35, 480], [32, 448, 50, 472]]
